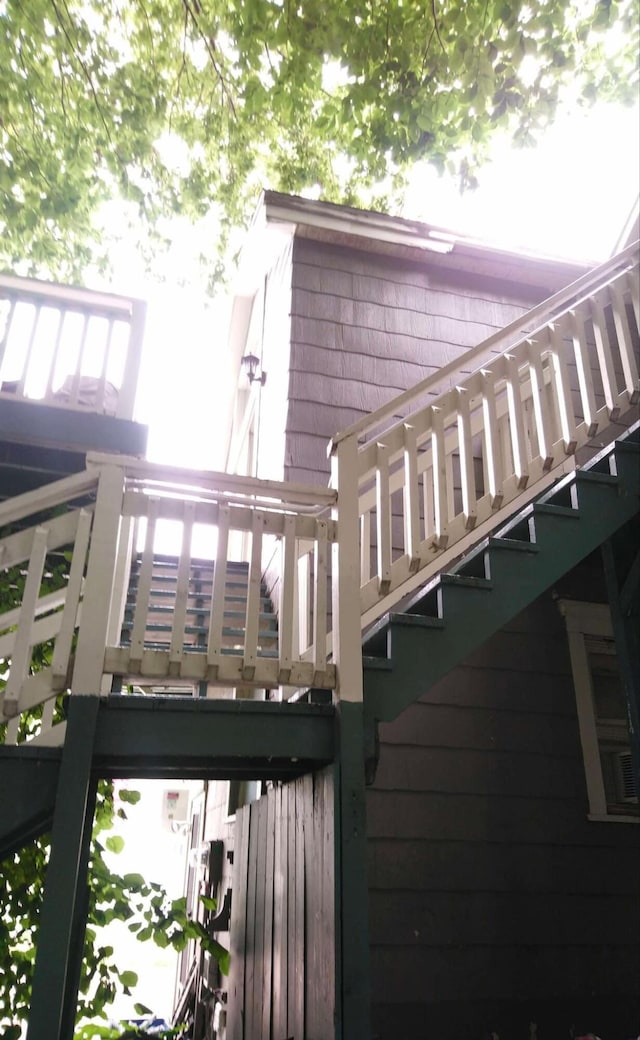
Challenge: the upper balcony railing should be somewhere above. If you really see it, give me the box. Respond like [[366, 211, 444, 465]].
[[0, 273, 146, 420]]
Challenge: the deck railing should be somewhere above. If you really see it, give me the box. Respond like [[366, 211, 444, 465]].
[[0, 274, 146, 419], [0, 459, 336, 745], [1, 244, 638, 740]]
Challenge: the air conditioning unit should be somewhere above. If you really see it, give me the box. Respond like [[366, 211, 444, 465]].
[[161, 788, 190, 831]]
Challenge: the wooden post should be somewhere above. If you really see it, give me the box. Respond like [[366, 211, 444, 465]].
[[331, 434, 371, 1040], [72, 464, 125, 694]]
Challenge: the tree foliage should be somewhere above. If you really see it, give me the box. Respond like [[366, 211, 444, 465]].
[[0, 0, 638, 284]]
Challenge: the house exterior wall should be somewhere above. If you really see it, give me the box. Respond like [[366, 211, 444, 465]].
[[282, 236, 575, 485], [367, 559, 640, 1038]]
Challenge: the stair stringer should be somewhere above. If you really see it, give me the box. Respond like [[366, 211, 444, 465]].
[[364, 428, 639, 724]]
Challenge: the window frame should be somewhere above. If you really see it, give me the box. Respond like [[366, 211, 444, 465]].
[[559, 598, 638, 824]]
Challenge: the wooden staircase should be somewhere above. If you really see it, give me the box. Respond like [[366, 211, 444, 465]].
[[362, 422, 639, 724]]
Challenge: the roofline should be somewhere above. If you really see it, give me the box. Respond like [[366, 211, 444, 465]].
[[259, 190, 593, 276]]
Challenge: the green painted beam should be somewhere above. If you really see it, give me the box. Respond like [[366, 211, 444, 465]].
[[91, 694, 335, 779], [0, 747, 60, 859], [365, 430, 640, 723]]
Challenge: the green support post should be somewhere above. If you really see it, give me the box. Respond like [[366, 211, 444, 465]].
[[336, 699, 371, 1040], [27, 696, 100, 1040]]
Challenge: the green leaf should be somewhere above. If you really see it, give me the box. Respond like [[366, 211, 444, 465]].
[[119, 969, 138, 988], [105, 835, 125, 854], [134, 1001, 153, 1015]]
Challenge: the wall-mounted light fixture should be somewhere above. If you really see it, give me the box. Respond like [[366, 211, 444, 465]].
[[241, 352, 267, 386]]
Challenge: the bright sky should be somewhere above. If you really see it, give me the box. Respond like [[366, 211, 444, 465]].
[[103, 98, 639, 472]]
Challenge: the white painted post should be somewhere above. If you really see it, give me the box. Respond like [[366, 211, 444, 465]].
[[207, 503, 230, 682], [71, 464, 125, 693], [403, 424, 421, 569], [609, 281, 640, 402], [313, 519, 329, 680], [549, 323, 577, 455], [331, 434, 364, 704], [431, 407, 448, 547], [569, 309, 599, 438], [375, 441, 392, 594], [590, 297, 620, 421], [116, 298, 147, 421], [3, 526, 49, 715], [527, 340, 554, 469], [455, 387, 477, 530], [504, 353, 529, 489], [481, 368, 503, 508], [278, 514, 296, 684], [51, 509, 93, 688]]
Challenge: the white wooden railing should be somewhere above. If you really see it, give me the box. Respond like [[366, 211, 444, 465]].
[[330, 242, 639, 632], [0, 274, 146, 419], [0, 458, 336, 745], [1, 244, 638, 741]]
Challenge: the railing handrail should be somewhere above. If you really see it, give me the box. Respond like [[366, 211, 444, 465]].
[[330, 239, 639, 451], [0, 272, 141, 319], [86, 452, 337, 512], [0, 469, 99, 530]]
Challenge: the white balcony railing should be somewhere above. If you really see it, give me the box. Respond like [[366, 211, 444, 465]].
[[0, 274, 146, 420], [0, 458, 336, 745]]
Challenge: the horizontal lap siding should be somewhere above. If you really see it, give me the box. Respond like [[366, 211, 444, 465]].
[[286, 239, 548, 484], [367, 585, 640, 1037]]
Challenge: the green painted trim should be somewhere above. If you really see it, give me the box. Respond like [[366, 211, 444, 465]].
[[336, 700, 371, 1040], [91, 695, 335, 779], [27, 696, 99, 1040]]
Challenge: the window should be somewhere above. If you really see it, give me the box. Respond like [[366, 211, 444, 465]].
[[559, 599, 638, 822]]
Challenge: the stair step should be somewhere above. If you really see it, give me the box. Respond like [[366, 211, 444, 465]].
[[440, 573, 492, 591], [488, 536, 539, 553], [532, 502, 580, 519]]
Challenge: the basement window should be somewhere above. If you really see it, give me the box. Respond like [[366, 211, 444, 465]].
[[559, 600, 638, 822]]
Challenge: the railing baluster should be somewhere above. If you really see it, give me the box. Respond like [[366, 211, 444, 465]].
[[2, 525, 49, 715], [51, 509, 93, 688], [360, 509, 371, 584], [243, 510, 264, 680], [549, 322, 577, 454], [69, 313, 90, 408], [526, 340, 554, 469], [129, 498, 159, 671], [455, 387, 477, 530], [609, 282, 640, 403], [626, 270, 640, 331], [570, 308, 599, 437], [278, 514, 296, 684], [296, 544, 312, 656], [375, 441, 392, 593], [505, 354, 529, 488], [0, 297, 16, 373], [313, 519, 329, 679], [431, 406, 448, 547], [44, 309, 66, 401], [17, 304, 41, 397], [95, 318, 116, 413], [169, 501, 195, 671], [590, 297, 620, 420], [403, 424, 421, 569], [207, 503, 230, 682], [480, 369, 503, 508]]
